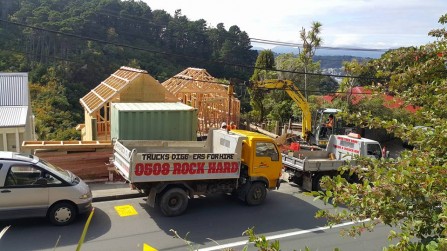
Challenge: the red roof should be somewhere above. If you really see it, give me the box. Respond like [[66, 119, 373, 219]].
[[321, 95, 335, 103], [322, 86, 419, 113]]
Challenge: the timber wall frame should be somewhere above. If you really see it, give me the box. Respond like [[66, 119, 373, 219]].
[[162, 68, 240, 134]]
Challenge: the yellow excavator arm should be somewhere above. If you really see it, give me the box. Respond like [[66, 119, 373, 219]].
[[250, 79, 312, 140]]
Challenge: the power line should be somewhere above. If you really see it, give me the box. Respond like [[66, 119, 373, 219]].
[[0, 18, 388, 81], [156, 74, 384, 95], [0, 46, 76, 63], [98, 7, 393, 53], [1, 45, 385, 97], [250, 38, 390, 52], [0, 19, 176, 56]]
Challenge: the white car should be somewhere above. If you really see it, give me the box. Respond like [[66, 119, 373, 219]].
[[0, 151, 92, 225]]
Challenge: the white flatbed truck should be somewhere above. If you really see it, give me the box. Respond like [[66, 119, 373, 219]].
[[282, 133, 385, 191]]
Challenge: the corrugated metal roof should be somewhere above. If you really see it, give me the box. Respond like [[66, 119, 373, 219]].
[[0, 73, 29, 106], [0, 106, 28, 127], [112, 102, 195, 111]]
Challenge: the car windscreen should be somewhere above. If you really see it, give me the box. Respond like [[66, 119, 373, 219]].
[[367, 144, 382, 159], [37, 159, 72, 183], [15, 153, 36, 162]]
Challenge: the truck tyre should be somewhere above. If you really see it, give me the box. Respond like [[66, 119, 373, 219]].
[[48, 202, 76, 226], [312, 174, 329, 191], [245, 182, 267, 206], [159, 188, 188, 217], [292, 175, 303, 186]]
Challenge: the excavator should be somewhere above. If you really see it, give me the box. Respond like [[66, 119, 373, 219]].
[[249, 79, 352, 146]]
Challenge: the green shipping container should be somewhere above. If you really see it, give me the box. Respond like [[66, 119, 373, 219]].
[[111, 102, 198, 141]]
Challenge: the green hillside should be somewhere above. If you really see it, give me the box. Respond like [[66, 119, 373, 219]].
[[0, 0, 257, 139]]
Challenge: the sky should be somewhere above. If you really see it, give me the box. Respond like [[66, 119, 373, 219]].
[[144, 0, 446, 50]]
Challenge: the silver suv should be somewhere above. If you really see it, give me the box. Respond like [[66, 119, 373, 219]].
[[0, 152, 92, 225]]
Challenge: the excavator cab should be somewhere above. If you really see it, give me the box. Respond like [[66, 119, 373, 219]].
[[311, 108, 354, 146], [249, 80, 354, 147]]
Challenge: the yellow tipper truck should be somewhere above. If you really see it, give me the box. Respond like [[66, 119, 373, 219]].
[[112, 128, 282, 216]]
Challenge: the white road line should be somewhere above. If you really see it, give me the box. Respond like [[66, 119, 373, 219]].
[[197, 219, 371, 251]]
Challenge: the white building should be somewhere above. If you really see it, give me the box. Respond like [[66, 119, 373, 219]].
[[0, 72, 35, 152]]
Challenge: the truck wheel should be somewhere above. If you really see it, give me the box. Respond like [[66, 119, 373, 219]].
[[48, 202, 76, 226], [159, 188, 188, 217], [292, 175, 303, 186], [312, 174, 329, 191], [245, 182, 267, 206]]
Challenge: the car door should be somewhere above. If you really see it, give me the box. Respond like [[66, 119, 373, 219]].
[[251, 141, 281, 188], [0, 162, 49, 219]]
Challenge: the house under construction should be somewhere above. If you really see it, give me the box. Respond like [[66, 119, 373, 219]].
[[162, 67, 240, 134], [78, 66, 178, 140], [22, 66, 242, 180]]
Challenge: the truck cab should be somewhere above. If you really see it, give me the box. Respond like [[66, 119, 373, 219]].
[[231, 130, 282, 189], [327, 133, 384, 160]]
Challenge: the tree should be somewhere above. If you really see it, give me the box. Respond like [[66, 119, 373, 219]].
[[273, 51, 324, 125], [30, 67, 81, 140], [275, 53, 322, 94], [318, 76, 339, 95], [218, 25, 257, 79], [248, 50, 277, 123], [314, 13, 447, 250], [0, 0, 258, 140], [299, 21, 322, 99]]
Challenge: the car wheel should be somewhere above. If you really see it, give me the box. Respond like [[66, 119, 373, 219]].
[[159, 188, 188, 217], [48, 202, 76, 226], [245, 182, 267, 206]]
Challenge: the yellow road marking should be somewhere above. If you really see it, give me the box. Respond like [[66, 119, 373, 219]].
[[114, 205, 138, 217], [143, 243, 158, 251]]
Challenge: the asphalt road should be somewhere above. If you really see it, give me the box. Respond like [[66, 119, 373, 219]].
[[0, 180, 395, 251]]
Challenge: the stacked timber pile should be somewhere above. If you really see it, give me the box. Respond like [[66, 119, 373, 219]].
[[22, 140, 115, 181]]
